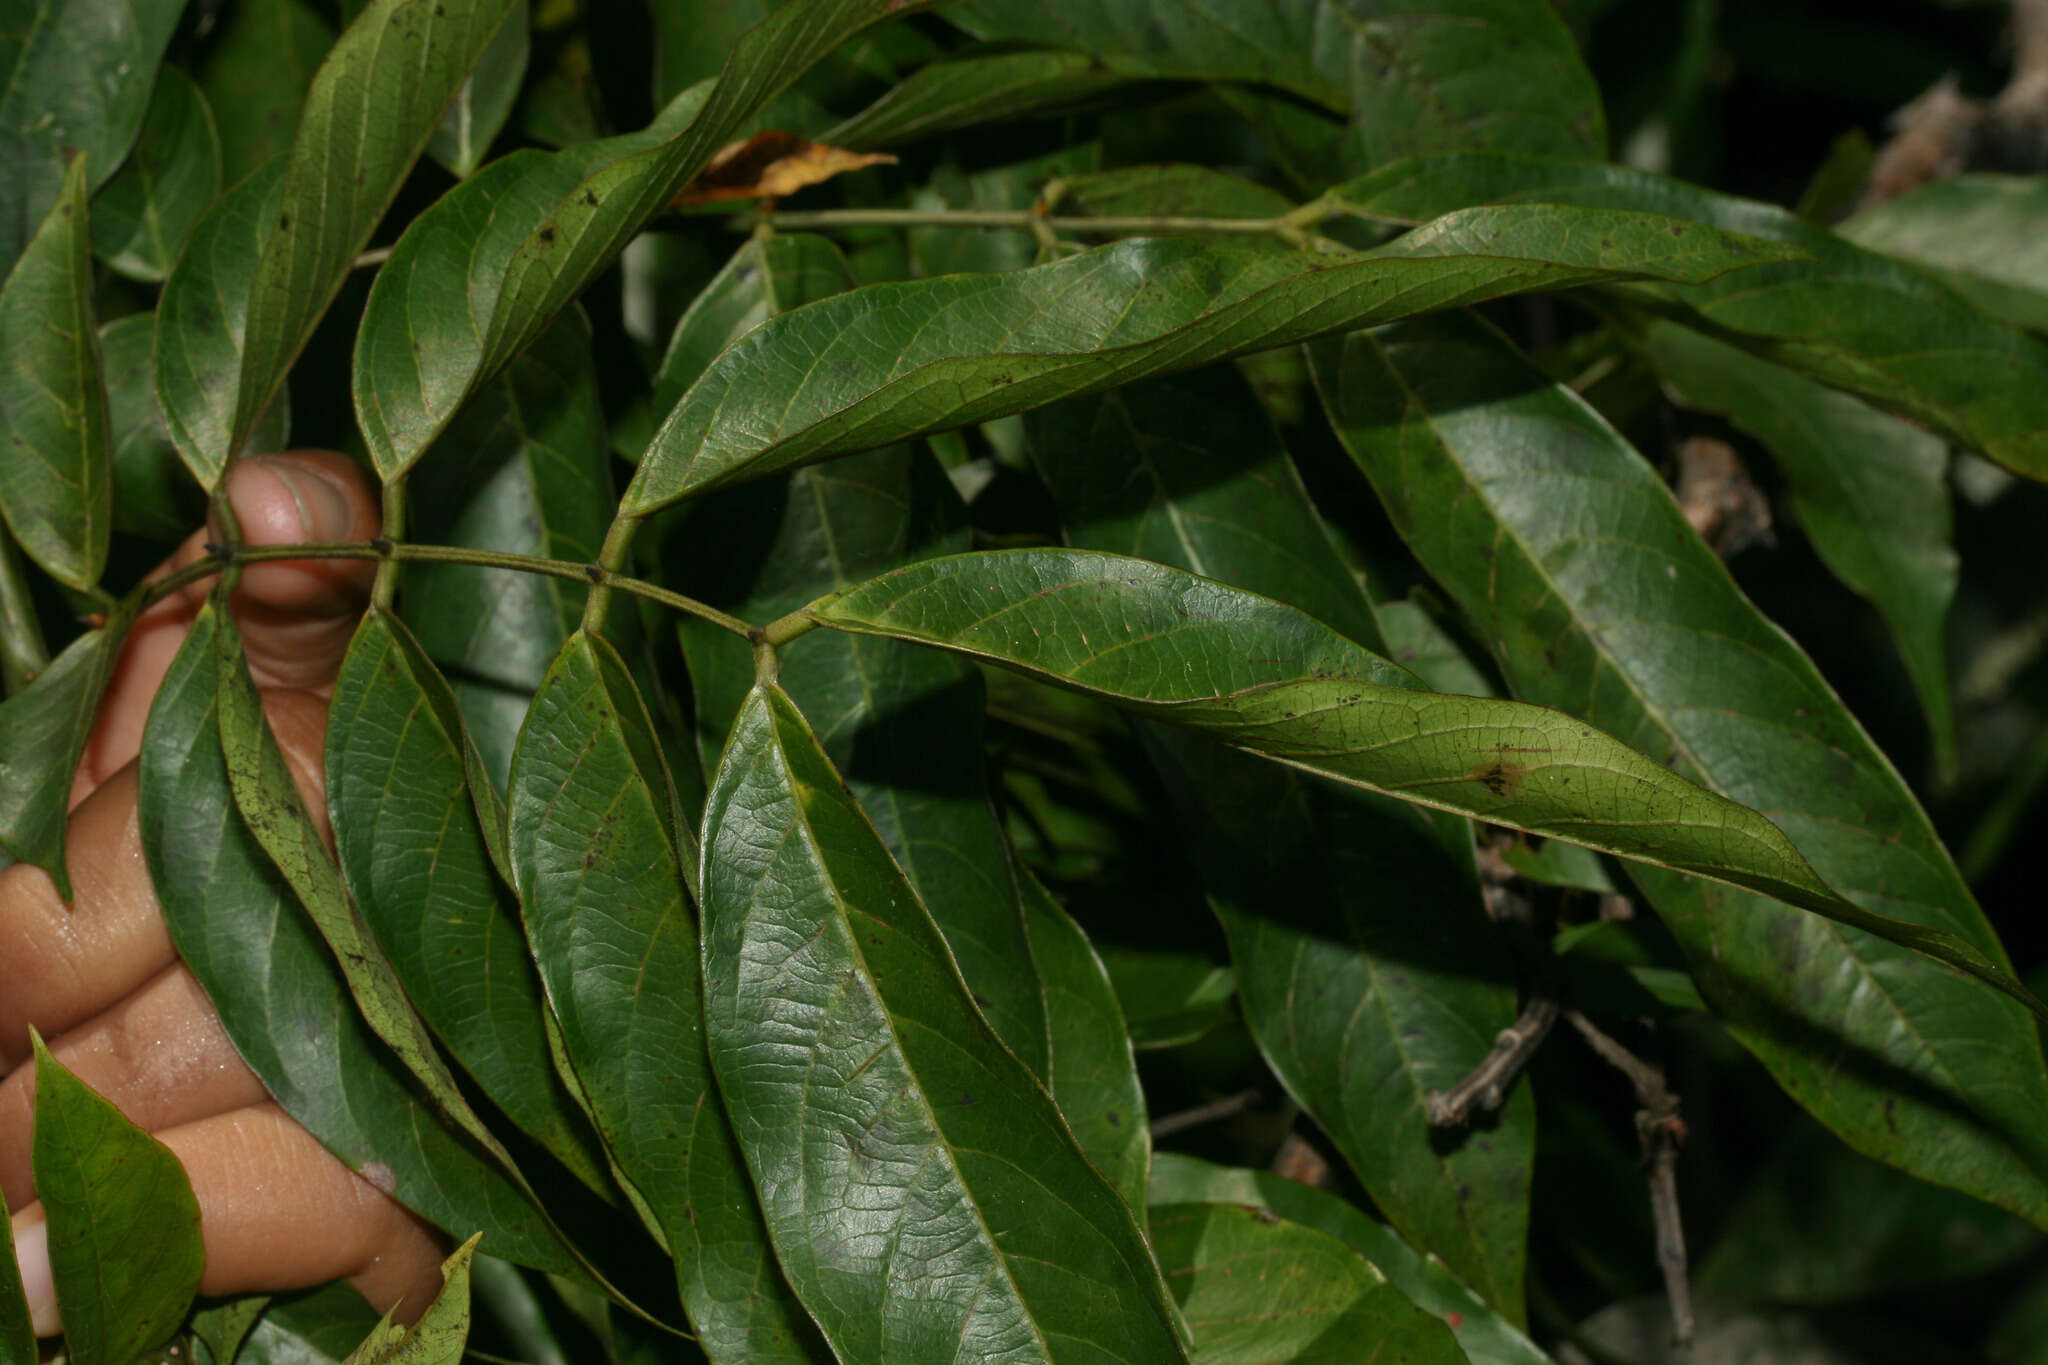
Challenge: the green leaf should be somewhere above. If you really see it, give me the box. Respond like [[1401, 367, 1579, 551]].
[[327, 608, 612, 1195], [701, 683, 1191, 1365], [239, 1285, 383, 1365], [89, 67, 222, 283], [1151, 1154, 1556, 1365], [803, 547, 2042, 1013], [950, 0, 1605, 166], [0, 603, 135, 900], [188, 1295, 270, 1365], [1098, 948, 1236, 1050], [401, 306, 614, 786], [195, 0, 336, 186], [667, 233, 1053, 1077], [827, 48, 1133, 148], [623, 206, 1797, 512], [506, 631, 823, 1363], [1697, 1114, 2038, 1307], [213, 600, 532, 1177], [0, 1149, 36, 1365], [31, 1032, 203, 1365], [1148, 1201, 1465, 1365], [1019, 869, 1151, 1215], [226, 0, 523, 467], [1838, 174, 2048, 334], [340, 1234, 481, 1365], [154, 156, 287, 490], [1023, 366, 1528, 1313], [137, 603, 578, 1275], [427, 0, 530, 179], [102, 312, 278, 545], [1644, 320, 1960, 776], [0, 0, 183, 271], [354, 0, 943, 481], [1334, 152, 2048, 481], [1307, 308, 2048, 1226], [0, 156, 110, 591], [1051, 164, 1300, 223]]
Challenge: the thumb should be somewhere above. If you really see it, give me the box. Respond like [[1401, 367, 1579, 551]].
[[213, 450, 380, 693], [77, 452, 379, 790]]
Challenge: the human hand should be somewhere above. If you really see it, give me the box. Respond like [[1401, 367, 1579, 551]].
[[2, 451, 445, 1335]]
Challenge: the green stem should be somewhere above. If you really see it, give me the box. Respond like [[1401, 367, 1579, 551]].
[[758, 609, 820, 649], [583, 515, 645, 634], [139, 539, 757, 641], [0, 521, 49, 695], [373, 479, 407, 611]]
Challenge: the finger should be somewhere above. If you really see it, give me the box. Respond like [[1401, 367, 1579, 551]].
[[0, 965, 268, 1212], [0, 689, 334, 1071], [80, 451, 378, 791], [11, 1102, 445, 1337]]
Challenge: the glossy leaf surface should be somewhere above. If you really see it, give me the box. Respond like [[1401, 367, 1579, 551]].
[[1645, 320, 1959, 774], [1020, 870, 1150, 1215], [1697, 1115, 2038, 1307], [338, 1235, 480, 1365], [1309, 308, 2048, 1225], [220, 0, 518, 468], [506, 631, 823, 1362], [828, 49, 1132, 148], [0, 606, 134, 899], [669, 233, 1051, 1077], [401, 307, 613, 786], [1148, 1201, 1464, 1365], [0, 156, 109, 591], [354, 0, 943, 480], [1839, 174, 2048, 333], [32, 1035, 202, 1365], [328, 609, 610, 1193], [1335, 152, 2048, 481], [195, 0, 335, 184], [1025, 366, 1527, 1312], [0, 0, 182, 271], [804, 548, 2037, 1010], [214, 604, 525, 1176], [624, 206, 1794, 511], [427, 1, 530, 179], [0, 1189, 29, 1365], [88, 67, 221, 283], [701, 684, 1189, 1365], [951, 0, 1605, 166], [137, 605, 574, 1274], [1152, 1154, 1555, 1365], [99, 313, 242, 545], [153, 157, 286, 490]]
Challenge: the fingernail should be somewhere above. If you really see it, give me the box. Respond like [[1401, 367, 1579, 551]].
[[255, 457, 356, 541], [11, 1213, 59, 1337]]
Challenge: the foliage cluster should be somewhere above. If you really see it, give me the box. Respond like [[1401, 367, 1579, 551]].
[[5, 1, 2048, 1363]]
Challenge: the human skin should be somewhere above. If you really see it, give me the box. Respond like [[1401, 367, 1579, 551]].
[[0, 450, 446, 1334]]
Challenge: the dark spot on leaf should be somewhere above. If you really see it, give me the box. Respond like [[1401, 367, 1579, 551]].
[[1884, 1096, 1897, 1131], [538, 226, 557, 246], [1670, 224, 1685, 236], [971, 992, 992, 1008], [958, 1093, 973, 1106], [582, 190, 599, 207], [1105, 1110, 1121, 1127], [278, 214, 291, 231], [1599, 238, 1614, 250]]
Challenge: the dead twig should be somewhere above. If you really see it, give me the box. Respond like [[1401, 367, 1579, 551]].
[[1566, 1010, 1694, 1349], [1426, 995, 1561, 1128], [1150, 1089, 1262, 1140]]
